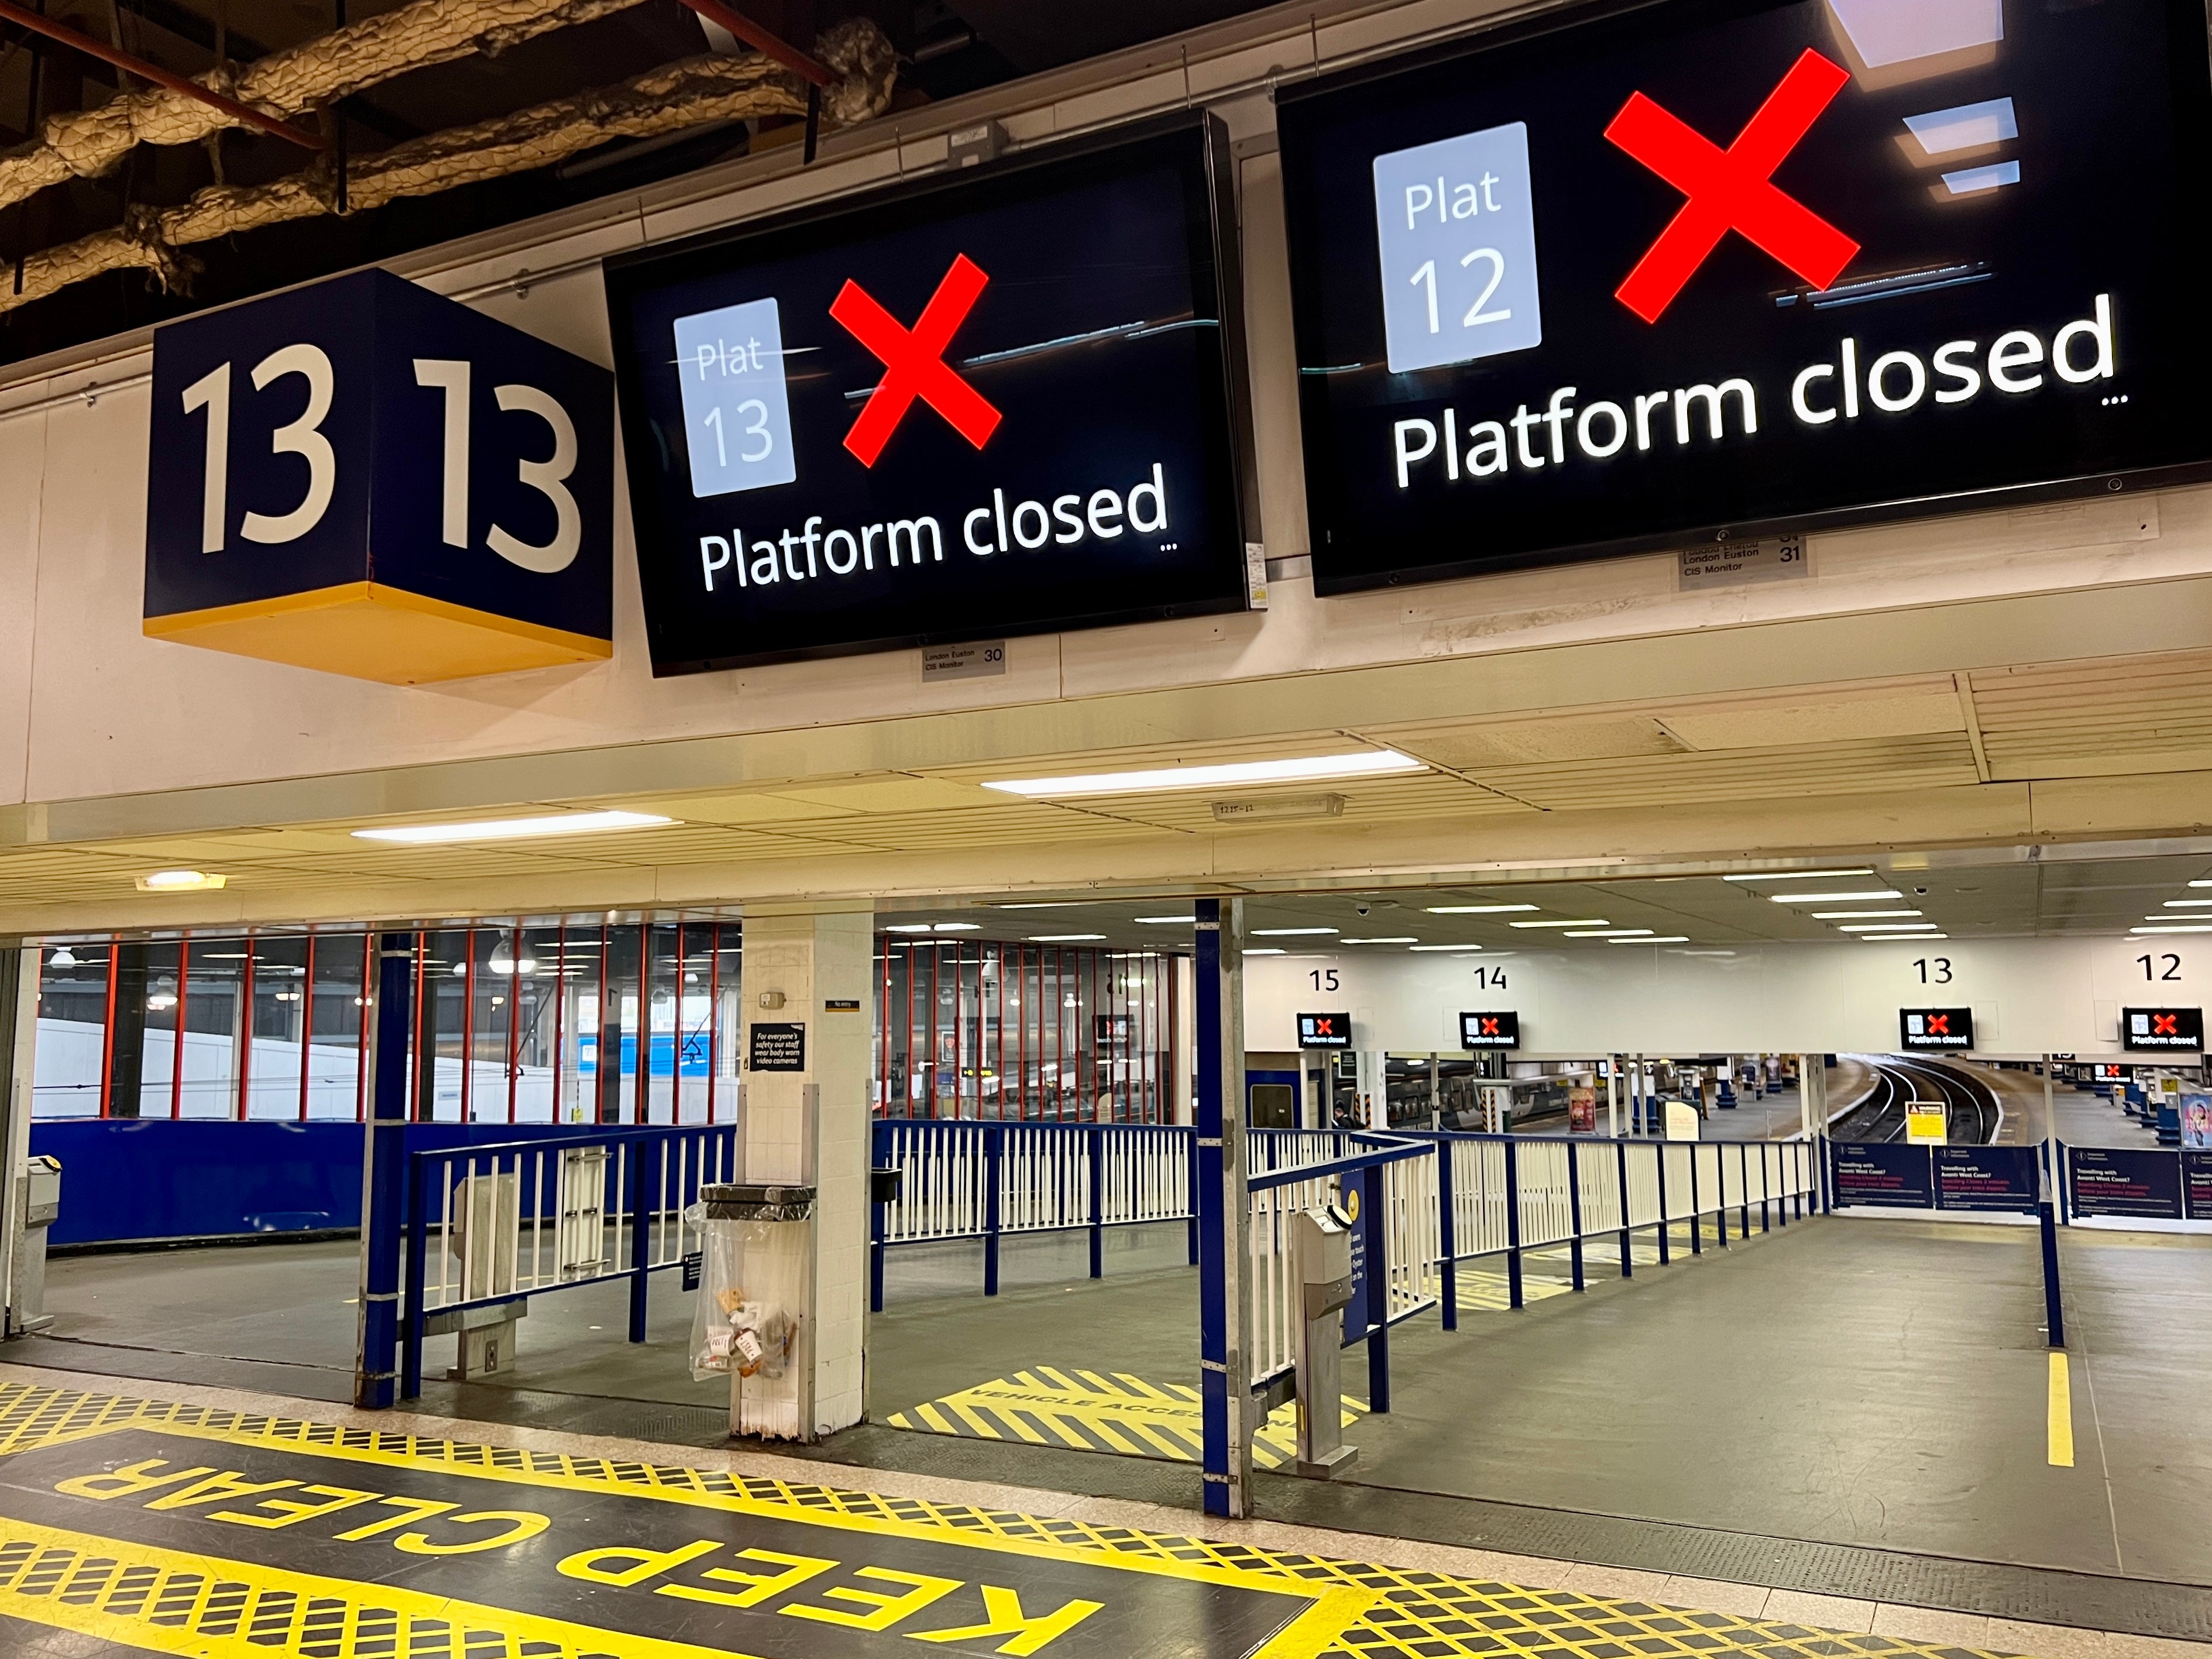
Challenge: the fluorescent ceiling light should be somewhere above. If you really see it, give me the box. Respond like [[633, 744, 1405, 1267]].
[[1904, 97, 2018, 156], [882, 924, 933, 934], [1424, 903, 1538, 914], [1252, 928, 1338, 937], [1812, 909, 1922, 919], [1135, 915, 1196, 924], [1245, 948, 1287, 956], [136, 868, 226, 892], [1029, 933, 1107, 943], [1722, 868, 1873, 882], [1342, 937, 1417, 944], [2190, 880, 2212, 888], [1614, 935, 1689, 943], [2133, 925, 2212, 934], [1410, 944, 1482, 952], [931, 922, 980, 932], [352, 810, 673, 845], [1567, 929, 1653, 937], [1863, 933, 1947, 940], [1942, 160, 2020, 196], [980, 750, 1423, 799], [1509, 919, 1610, 929], [1840, 923, 1940, 932], [2163, 900, 2212, 908], [995, 902, 1086, 909], [1769, 890, 1904, 903]]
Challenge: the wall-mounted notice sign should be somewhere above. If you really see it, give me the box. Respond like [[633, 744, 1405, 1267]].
[[1275, 0, 2212, 595], [1900, 1007, 1973, 1050], [748, 1022, 807, 1073], [2121, 1005, 2204, 1052], [1298, 1012, 1354, 1049], [145, 270, 614, 683], [604, 115, 1255, 673], [1459, 1011, 1519, 1049]]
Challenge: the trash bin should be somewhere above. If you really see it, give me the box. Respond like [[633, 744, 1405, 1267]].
[[691, 1183, 816, 1442], [11, 1155, 60, 1334]]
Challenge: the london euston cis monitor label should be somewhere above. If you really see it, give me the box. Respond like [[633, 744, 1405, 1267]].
[[1277, 0, 2212, 593], [604, 118, 1252, 673]]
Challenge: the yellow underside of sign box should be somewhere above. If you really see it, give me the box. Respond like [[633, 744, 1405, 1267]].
[[143, 581, 612, 685]]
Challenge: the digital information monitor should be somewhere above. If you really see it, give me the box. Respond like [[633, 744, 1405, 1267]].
[[1275, 0, 2212, 594], [603, 115, 1255, 672]]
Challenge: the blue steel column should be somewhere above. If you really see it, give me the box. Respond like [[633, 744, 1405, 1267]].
[[1194, 898, 1252, 1520], [355, 932, 415, 1410]]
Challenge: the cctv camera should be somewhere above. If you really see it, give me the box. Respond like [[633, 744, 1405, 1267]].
[[1913, 885, 1929, 895], [1355, 903, 1372, 916]]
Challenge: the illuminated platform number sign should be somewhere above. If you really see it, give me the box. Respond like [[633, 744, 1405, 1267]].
[[1275, 0, 2212, 596], [2122, 1006, 2204, 1052], [1299, 1012, 1354, 1049], [1459, 1011, 1520, 1049], [1899, 1007, 1973, 1050]]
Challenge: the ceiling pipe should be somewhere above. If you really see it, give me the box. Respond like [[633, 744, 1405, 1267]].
[[671, 0, 835, 87], [0, 0, 327, 148]]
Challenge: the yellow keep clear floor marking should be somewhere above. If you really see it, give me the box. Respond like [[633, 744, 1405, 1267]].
[[2049, 1352, 2076, 1468], [885, 1370, 1368, 1471], [0, 1378, 2031, 1659]]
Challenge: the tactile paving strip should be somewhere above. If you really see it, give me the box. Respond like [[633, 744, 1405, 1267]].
[[0, 1379, 2028, 1659]]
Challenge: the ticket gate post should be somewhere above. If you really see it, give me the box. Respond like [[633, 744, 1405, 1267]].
[[1292, 1205, 1358, 1478]]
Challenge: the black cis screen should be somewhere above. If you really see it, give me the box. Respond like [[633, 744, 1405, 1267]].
[[603, 117, 1252, 673], [1276, 0, 2212, 595]]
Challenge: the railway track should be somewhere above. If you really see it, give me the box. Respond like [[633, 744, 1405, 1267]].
[[1832, 1056, 2001, 1145]]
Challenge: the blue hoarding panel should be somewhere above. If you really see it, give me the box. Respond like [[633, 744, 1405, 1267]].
[[2068, 1145, 2184, 1220], [1933, 1145, 2039, 1212], [1830, 1141, 1933, 1208]]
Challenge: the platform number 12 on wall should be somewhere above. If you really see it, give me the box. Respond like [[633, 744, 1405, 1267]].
[[2139, 952, 2183, 981]]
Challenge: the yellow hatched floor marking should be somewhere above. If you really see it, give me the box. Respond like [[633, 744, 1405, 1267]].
[[1455, 1270, 1575, 1311], [887, 1372, 1368, 1471], [2049, 1352, 2076, 1468], [0, 1377, 2034, 1659]]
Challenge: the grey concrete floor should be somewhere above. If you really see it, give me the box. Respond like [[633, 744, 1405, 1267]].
[[1334, 1216, 2212, 1584]]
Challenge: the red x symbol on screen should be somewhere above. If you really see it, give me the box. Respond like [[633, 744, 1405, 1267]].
[[2155, 1014, 2179, 1035], [829, 253, 1003, 466], [1604, 49, 1861, 324], [1479, 1018, 1501, 1035], [1928, 1015, 1950, 1035], [1314, 1019, 1337, 1036]]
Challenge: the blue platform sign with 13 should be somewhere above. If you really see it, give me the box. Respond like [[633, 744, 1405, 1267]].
[[143, 270, 614, 651]]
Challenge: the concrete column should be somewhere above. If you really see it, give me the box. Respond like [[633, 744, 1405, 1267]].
[[740, 904, 874, 1437], [1355, 1049, 1381, 1129], [1606, 1057, 1620, 1139], [1799, 1056, 1819, 1138], [2042, 1055, 2056, 1146]]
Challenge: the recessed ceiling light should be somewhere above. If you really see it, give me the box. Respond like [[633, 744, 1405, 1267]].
[[1135, 915, 1196, 924], [136, 869, 226, 892], [351, 810, 674, 845], [1252, 928, 1339, 937], [1722, 868, 1874, 882], [1409, 944, 1483, 952], [1812, 909, 1922, 919], [1342, 937, 1418, 944], [980, 750, 1424, 798], [1768, 890, 1904, 903], [1567, 929, 1653, 937], [1029, 933, 1108, 943], [1424, 903, 1538, 914], [1509, 919, 1610, 929], [1614, 935, 1689, 943]]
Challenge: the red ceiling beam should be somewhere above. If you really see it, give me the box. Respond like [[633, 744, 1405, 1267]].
[[673, 0, 836, 88], [0, 0, 327, 149]]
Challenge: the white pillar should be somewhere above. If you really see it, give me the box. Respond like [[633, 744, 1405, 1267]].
[[1799, 1055, 1818, 1138], [739, 905, 873, 1438], [2042, 1054, 2056, 1146], [1355, 1049, 1382, 1129], [1606, 1057, 1620, 1139]]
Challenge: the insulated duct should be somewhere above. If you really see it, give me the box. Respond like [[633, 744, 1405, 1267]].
[[0, 16, 897, 314]]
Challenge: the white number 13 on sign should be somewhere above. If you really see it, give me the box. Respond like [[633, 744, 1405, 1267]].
[[181, 344, 337, 554]]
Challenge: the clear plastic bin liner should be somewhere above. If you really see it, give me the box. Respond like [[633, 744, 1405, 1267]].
[[686, 1201, 813, 1439]]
